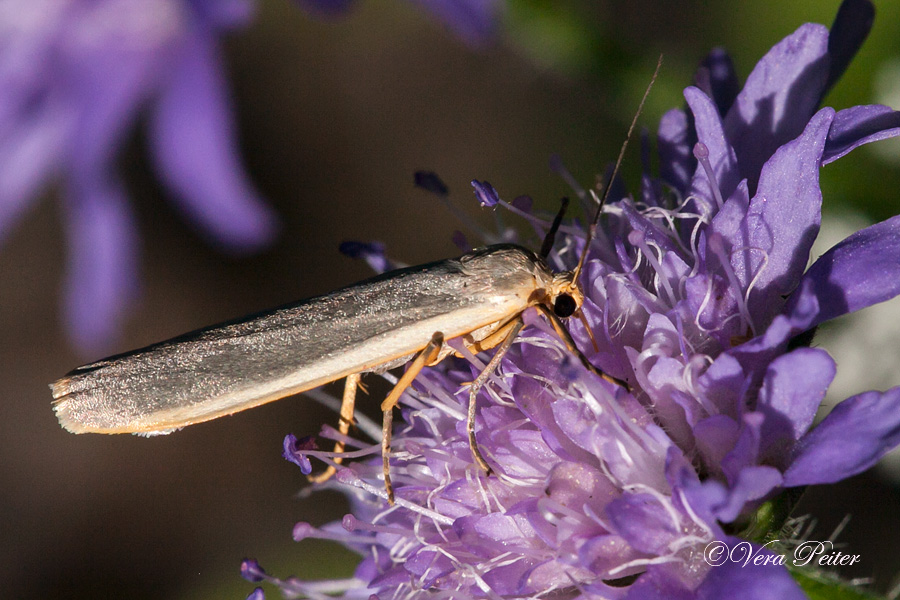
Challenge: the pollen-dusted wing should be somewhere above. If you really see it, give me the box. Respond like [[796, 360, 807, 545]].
[[51, 245, 554, 435]]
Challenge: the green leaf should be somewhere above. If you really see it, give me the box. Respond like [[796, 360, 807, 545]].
[[791, 568, 884, 600], [737, 486, 806, 544]]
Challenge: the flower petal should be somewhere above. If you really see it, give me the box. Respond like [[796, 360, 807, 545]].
[[726, 294, 822, 390], [624, 565, 694, 600], [784, 214, 900, 329], [605, 493, 679, 555], [292, 0, 358, 18], [410, 0, 502, 46], [824, 0, 875, 96], [697, 352, 747, 420], [784, 387, 900, 486], [190, 0, 255, 28], [657, 108, 694, 195], [685, 86, 741, 211], [62, 3, 174, 178], [61, 177, 139, 354], [696, 538, 806, 600], [694, 415, 740, 476], [724, 24, 830, 192], [404, 549, 454, 587], [722, 413, 763, 482], [149, 24, 278, 252], [414, 170, 449, 196], [694, 48, 740, 117], [822, 104, 900, 164], [339, 240, 393, 273], [714, 466, 783, 523], [757, 348, 835, 455], [0, 106, 67, 243], [743, 108, 834, 327]]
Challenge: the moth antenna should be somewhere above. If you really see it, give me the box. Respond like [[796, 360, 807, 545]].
[[539, 197, 570, 259], [573, 55, 663, 281]]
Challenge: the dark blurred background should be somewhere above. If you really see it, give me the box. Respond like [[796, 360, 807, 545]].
[[2, 1, 899, 598]]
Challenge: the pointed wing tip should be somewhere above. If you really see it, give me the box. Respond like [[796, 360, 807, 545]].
[[51, 397, 92, 434], [52, 389, 181, 436], [50, 377, 73, 401], [50, 378, 95, 434], [51, 385, 127, 434]]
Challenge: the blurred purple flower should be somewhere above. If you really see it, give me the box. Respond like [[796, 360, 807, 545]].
[[292, 0, 359, 19], [246, 1, 900, 598], [0, 0, 278, 353], [409, 0, 503, 45], [295, 0, 503, 46], [339, 240, 396, 274]]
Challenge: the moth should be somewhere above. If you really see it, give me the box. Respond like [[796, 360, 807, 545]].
[[51, 215, 625, 502], [52, 61, 658, 504]]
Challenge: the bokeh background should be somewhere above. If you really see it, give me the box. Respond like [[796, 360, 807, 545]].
[[2, 1, 900, 598]]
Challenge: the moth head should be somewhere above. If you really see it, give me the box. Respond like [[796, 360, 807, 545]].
[[546, 270, 599, 354], [547, 271, 583, 318]]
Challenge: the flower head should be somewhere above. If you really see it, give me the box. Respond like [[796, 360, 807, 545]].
[[249, 1, 900, 598], [0, 0, 278, 352]]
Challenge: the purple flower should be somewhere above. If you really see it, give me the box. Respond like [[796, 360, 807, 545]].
[[0, 0, 278, 353], [295, 0, 504, 46], [250, 1, 900, 598], [470, 179, 500, 207], [339, 240, 396, 274], [409, 0, 503, 45]]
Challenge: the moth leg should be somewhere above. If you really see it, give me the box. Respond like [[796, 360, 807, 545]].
[[576, 310, 600, 353], [537, 304, 630, 390], [467, 316, 525, 474], [458, 315, 522, 355], [380, 332, 445, 504], [308, 372, 361, 484]]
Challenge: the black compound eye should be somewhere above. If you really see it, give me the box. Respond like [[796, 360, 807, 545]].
[[553, 294, 577, 318]]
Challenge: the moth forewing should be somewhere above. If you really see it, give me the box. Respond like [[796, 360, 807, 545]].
[[51, 245, 556, 436]]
